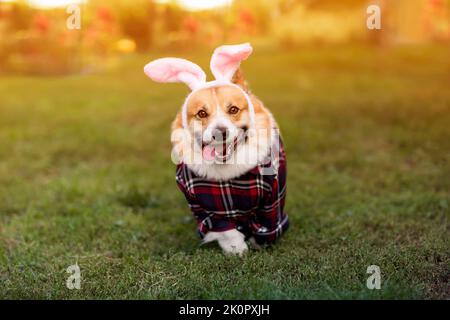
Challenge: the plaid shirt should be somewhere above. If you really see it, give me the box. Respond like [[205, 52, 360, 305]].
[[175, 139, 288, 245]]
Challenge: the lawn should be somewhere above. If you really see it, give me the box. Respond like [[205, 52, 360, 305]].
[[0, 45, 449, 299]]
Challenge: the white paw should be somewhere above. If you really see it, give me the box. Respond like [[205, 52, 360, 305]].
[[203, 229, 248, 256]]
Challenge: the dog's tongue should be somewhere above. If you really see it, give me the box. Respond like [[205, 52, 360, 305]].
[[202, 145, 216, 161]]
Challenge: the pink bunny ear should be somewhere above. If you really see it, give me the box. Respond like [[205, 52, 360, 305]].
[[144, 58, 206, 90], [210, 43, 253, 81]]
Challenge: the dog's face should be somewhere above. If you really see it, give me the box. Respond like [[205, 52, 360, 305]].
[[185, 85, 251, 162], [171, 80, 276, 180], [146, 43, 276, 180]]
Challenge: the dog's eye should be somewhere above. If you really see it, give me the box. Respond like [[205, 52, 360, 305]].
[[228, 106, 240, 115], [197, 110, 208, 118]]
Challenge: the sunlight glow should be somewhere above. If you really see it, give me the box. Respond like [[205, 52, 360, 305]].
[[9, 0, 233, 10], [26, 0, 86, 9], [157, 0, 233, 11]]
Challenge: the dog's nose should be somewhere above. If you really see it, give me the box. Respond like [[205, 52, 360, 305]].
[[212, 126, 229, 141]]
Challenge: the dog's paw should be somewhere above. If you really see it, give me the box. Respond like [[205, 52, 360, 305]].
[[203, 229, 248, 256], [220, 237, 248, 256]]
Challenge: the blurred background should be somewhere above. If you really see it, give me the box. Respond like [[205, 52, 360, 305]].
[[0, 0, 448, 74], [0, 0, 449, 299]]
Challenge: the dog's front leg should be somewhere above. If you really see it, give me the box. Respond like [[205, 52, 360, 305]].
[[203, 229, 248, 256]]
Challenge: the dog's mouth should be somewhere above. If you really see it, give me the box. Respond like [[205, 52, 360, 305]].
[[202, 137, 237, 162], [201, 127, 247, 163]]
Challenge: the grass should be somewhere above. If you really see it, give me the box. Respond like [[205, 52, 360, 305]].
[[0, 45, 449, 299]]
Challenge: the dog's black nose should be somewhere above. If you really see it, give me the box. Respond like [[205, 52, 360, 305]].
[[212, 126, 229, 141]]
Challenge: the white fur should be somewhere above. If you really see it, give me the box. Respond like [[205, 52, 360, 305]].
[[203, 229, 248, 256], [202, 103, 239, 144]]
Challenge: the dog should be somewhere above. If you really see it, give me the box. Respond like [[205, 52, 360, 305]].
[[144, 43, 289, 255]]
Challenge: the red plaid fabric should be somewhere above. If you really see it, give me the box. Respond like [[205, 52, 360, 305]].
[[175, 139, 289, 245]]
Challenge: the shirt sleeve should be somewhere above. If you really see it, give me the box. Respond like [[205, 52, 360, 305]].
[[251, 154, 289, 245], [175, 165, 236, 238]]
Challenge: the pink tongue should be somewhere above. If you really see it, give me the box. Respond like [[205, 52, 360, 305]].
[[202, 145, 216, 161]]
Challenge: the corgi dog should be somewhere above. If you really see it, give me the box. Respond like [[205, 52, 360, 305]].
[[144, 43, 288, 255]]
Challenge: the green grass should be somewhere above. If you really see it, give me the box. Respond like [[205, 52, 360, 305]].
[[0, 45, 449, 299]]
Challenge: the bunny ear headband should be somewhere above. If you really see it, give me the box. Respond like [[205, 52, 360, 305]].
[[144, 43, 255, 129]]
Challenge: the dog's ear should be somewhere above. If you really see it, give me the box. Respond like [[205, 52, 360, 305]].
[[210, 43, 253, 82], [231, 68, 249, 93], [144, 58, 206, 90]]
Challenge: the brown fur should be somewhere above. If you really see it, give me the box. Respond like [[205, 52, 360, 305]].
[[171, 69, 271, 133]]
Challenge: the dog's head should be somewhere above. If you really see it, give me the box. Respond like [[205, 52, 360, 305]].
[[185, 81, 251, 162], [144, 43, 275, 179]]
